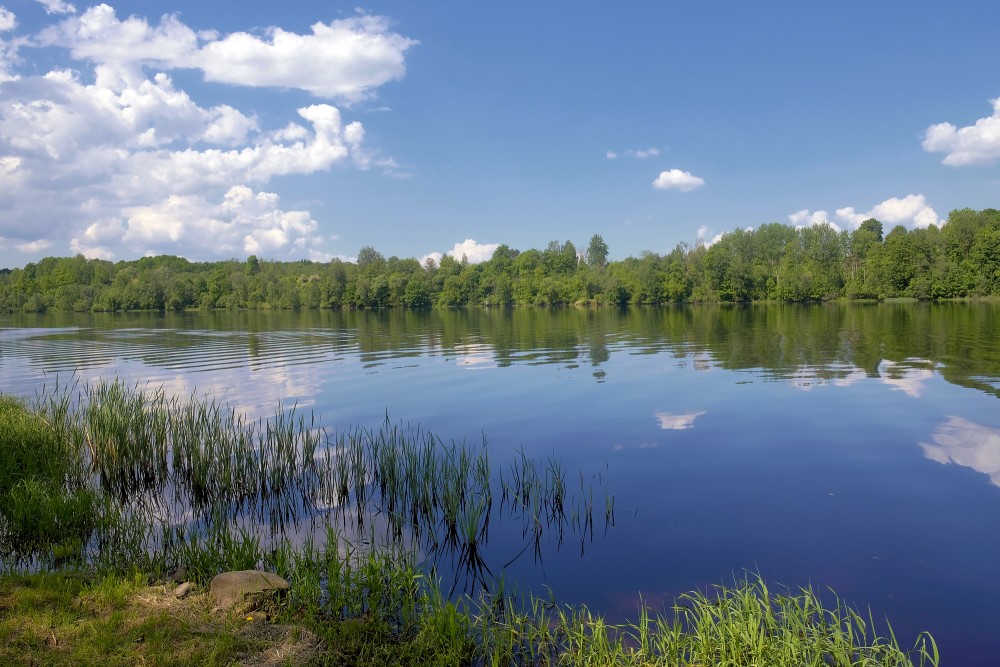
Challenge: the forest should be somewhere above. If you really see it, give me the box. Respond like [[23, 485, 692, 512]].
[[1, 207, 999, 312]]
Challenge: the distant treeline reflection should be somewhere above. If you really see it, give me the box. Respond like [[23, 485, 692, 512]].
[[8, 303, 1000, 400], [3, 208, 1000, 312]]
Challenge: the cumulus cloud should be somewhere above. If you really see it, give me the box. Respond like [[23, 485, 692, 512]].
[[0, 7, 16, 32], [836, 195, 939, 229], [35, 0, 75, 14], [65, 186, 327, 260], [199, 15, 417, 104], [418, 239, 500, 267], [0, 7, 19, 83], [788, 209, 842, 232], [923, 98, 1000, 166], [449, 239, 499, 264], [790, 195, 940, 233], [696, 224, 723, 247], [652, 168, 705, 191], [419, 251, 443, 267], [39, 5, 417, 104], [789, 209, 826, 226], [38, 5, 197, 70], [15, 238, 52, 253], [607, 146, 660, 160], [0, 4, 412, 263]]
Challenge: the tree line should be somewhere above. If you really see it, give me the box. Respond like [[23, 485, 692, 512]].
[[1, 207, 999, 313]]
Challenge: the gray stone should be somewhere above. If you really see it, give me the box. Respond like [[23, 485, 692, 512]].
[[210, 570, 290, 611], [174, 581, 194, 599]]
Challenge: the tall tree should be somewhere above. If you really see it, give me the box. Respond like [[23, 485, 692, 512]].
[[586, 234, 609, 269]]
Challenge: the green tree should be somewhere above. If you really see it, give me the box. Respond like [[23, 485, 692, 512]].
[[357, 246, 386, 271], [586, 234, 609, 270]]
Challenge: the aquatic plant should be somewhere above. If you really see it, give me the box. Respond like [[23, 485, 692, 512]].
[[2, 379, 608, 594]]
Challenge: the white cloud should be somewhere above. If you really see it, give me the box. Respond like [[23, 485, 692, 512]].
[[0, 7, 16, 32], [39, 5, 196, 71], [448, 239, 499, 264], [696, 225, 723, 247], [0, 5, 408, 263], [836, 195, 939, 229], [923, 98, 1000, 166], [0, 155, 22, 187], [920, 416, 1000, 488], [789, 208, 823, 225], [652, 168, 705, 192], [0, 8, 19, 83], [788, 209, 841, 231], [0, 47, 15, 83], [15, 238, 52, 253], [419, 251, 443, 267], [833, 206, 864, 227], [608, 146, 660, 160], [199, 16, 417, 104], [66, 186, 325, 261], [655, 411, 706, 430], [791, 195, 940, 233], [40, 6, 417, 105], [419, 240, 499, 267], [69, 236, 114, 260], [35, 0, 75, 14]]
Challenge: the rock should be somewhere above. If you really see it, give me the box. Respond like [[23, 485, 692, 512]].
[[210, 570, 290, 611], [171, 566, 188, 583], [174, 582, 194, 599]]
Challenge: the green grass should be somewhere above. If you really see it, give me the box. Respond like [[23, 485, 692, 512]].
[[0, 570, 279, 666], [0, 570, 938, 666], [0, 383, 940, 666]]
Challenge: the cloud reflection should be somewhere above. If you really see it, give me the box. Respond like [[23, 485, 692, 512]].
[[780, 365, 866, 392], [655, 411, 706, 430], [454, 343, 495, 369], [878, 358, 935, 398], [921, 416, 1000, 487]]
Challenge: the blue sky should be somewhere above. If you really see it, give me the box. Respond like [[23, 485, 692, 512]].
[[1, 1, 998, 268]]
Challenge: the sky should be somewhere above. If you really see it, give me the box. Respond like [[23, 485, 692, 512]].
[[0, 1, 998, 269]]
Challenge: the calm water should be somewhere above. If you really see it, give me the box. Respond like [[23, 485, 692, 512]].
[[3, 303, 1000, 663]]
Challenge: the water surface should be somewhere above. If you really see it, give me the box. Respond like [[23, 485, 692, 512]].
[[3, 303, 1000, 664]]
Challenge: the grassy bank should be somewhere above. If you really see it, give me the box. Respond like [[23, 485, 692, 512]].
[[0, 384, 939, 666]]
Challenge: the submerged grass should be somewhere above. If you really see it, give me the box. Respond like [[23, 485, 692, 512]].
[[0, 381, 939, 666]]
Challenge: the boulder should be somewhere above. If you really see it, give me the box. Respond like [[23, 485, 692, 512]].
[[210, 570, 290, 611]]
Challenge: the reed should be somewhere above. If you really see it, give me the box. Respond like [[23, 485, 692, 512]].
[[467, 574, 938, 667]]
